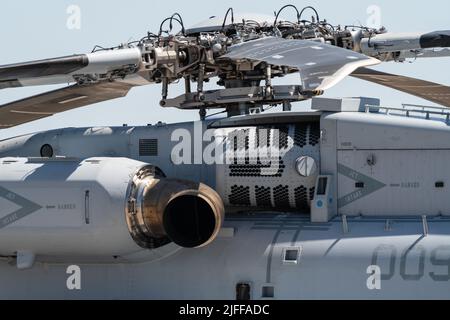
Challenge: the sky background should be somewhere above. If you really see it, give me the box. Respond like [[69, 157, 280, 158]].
[[0, 0, 449, 140]]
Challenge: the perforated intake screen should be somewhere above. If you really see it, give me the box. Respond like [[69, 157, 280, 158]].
[[139, 139, 158, 157]]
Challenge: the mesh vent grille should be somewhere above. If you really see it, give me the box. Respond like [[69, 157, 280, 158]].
[[274, 185, 290, 208], [294, 125, 308, 148], [294, 186, 309, 211], [256, 128, 271, 148], [230, 158, 285, 177], [229, 185, 251, 206], [309, 123, 321, 146], [272, 126, 289, 149], [231, 130, 250, 152], [139, 139, 158, 156], [255, 186, 272, 207], [309, 187, 316, 202], [294, 123, 321, 147], [225, 123, 320, 212]]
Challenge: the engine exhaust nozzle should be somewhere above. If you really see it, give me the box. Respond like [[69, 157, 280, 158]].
[[126, 168, 225, 249]]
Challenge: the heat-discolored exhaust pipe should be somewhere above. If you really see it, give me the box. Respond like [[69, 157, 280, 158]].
[[126, 170, 225, 249]]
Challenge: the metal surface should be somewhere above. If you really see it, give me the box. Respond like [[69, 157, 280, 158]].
[[0, 79, 144, 128], [125, 168, 225, 249], [0, 157, 148, 260], [351, 67, 450, 107], [0, 214, 450, 299], [208, 112, 322, 128], [223, 37, 380, 91], [185, 13, 274, 34], [0, 7, 450, 300], [0, 11, 448, 127], [420, 30, 450, 48], [163, 85, 319, 110], [0, 157, 224, 261], [0, 48, 142, 89], [295, 156, 317, 177], [0, 54, 88, 87]]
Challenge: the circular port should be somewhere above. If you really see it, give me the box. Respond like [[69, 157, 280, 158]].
[[163, 195, 217, 248], [40, 144, 54, 158]]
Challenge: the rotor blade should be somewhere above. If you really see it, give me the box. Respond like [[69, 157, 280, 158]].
[[351, 67, 450, 108], [0, 55, 88, 89], [0, 76, 147, 128], [0, 48, 142, 89], [222, 37, 380, 91]]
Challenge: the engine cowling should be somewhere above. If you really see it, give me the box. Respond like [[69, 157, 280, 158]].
[[0, 157, 224, 262]]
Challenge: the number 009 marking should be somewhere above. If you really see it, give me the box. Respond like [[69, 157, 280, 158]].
[[370, 245, 450, 283]]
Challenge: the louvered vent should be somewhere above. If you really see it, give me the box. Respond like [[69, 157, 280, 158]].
[[139, 139, 158, 157]]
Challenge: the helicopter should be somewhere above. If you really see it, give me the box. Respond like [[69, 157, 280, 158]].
[[0, 5, 449, 300]]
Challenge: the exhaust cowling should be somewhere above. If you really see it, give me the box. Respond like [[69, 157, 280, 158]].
[[0, 157, 224, 261]]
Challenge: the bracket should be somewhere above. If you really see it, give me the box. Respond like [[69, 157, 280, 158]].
[[162, 85, 322, 111]]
